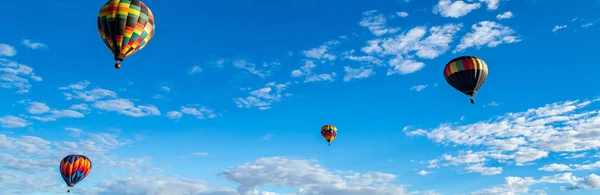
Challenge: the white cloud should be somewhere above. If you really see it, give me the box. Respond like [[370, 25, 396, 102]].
[[455, 21, 520, 52], [189, 65, 203, 74], [179, 105, 217, 119], [396, 11, 409, 17], [472, 173, 600, 194], [433, 0, 481, 18], [582, 22, 595, 28], [305, 73, 337, 83], [193, 152, 209, 156], [487, 101, 500, 107], [93, 99, 160, 117], [387, 57, 425, 75], [64, 127, 83, 137], [0, 44, 16, 56], [362, 23, 462, 62], [59, 81, 117, 101], [496, 11, 513, 20], [234, 82, 291, 110], [0, 115, 29, 128], [0, 58, 42, 94], [26, 102, 50, 114], [160, 85, 170, 92], [407, 98, 600, 175], [410, 85, 428, 92], [233, 60, 270, 78], [21, 40, 47, 49], [30, 109, 85, 122], [302, 45, 336, 61], [70, 103, 90, 111], [359, 10, 400, 36], [479, 0, 501, 10], [552, 25, 567, 32], [465, 163, 502, 175], [417, 170, 431, 175], [343, 66, 375, 81], [166, 111, 183, 120], [343, 50, 383, 66]]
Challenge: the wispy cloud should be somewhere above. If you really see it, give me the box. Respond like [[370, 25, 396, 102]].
[[189, 65, 203, 74], [233, 82, 291, 110], [496, 11, 513, 20], [410, 85, 428, 92], [552, 25, 567, 32], [21, 40, 47, 49], [0, 44, 16, 57]]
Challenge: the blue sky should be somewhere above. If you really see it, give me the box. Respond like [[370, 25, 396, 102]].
[[1, 0, 600, 194]]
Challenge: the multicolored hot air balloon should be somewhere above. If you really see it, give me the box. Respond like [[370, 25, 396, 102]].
[[59, 155, 92, 193], [97, 0, 155, 69], [321, 124, 337, 146], [443, 56, 488, 104]]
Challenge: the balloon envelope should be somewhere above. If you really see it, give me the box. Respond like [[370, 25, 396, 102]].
[[59, 154, 92, 187]]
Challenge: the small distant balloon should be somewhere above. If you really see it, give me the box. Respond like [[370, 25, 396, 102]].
[[97, 0, 156, 69], [321, 124, 337, 146], [443, 56, 489, 104], [59, 154, 92, 193]]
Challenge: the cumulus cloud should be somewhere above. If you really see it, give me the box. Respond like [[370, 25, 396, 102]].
[[343, 66, 375, 81], [59, 80, 117, 101], [433, 0, 481, 18], [93, 99, 160, 117], [496, 11, 513, 20], [364, 24, 463, 59], [233, 60, 271, 78], [0, 44, 17, 56], [0, 115, 30, 128], [472, 173, 600, 194], [359, 10, 400, 36], [26, 102, 50, 114], [221, 157, 411, 195], [0, 58, 43, 94], [396, 11, 409, 17], [408, 98, 600, 175], [302, 45, 336, 61], [455, 21, 520, 52], [179, 105, 217, 119], [166, 111, 183, 120], [58, 81, 161, 118], [233, 82, 291, 110], [479, 0, 501, 10]]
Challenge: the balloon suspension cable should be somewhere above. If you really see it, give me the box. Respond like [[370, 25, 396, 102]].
[[470, 97, 475, 104], [328, 142, 331, 146], [114, 60, 121, 69]]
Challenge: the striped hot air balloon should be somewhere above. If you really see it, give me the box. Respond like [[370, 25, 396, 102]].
[[97, 0, 156, 69], [443, 56, 489, 104], [321, 124, 337, 146], [59, 154, 92, 193]]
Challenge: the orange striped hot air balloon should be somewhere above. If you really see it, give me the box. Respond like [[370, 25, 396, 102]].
[[59, 154, 92, 193]]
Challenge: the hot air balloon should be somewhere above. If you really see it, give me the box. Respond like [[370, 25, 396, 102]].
[[321, 124, 337, 146], [443, 56, 488, 104], [59, 155, 92, 193], [97, 0, 155, 69]]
